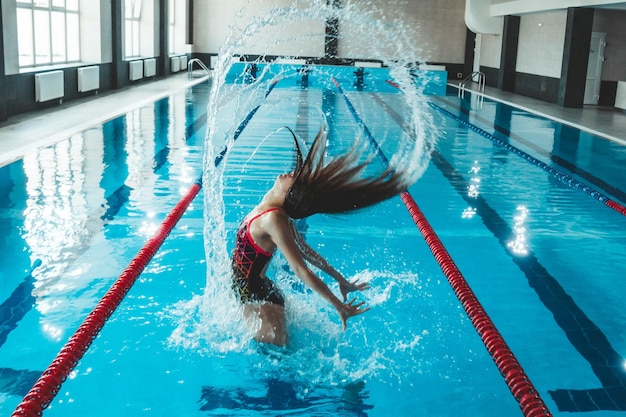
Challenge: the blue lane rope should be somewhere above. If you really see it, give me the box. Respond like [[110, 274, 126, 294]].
[[428, 102, 626, 217]]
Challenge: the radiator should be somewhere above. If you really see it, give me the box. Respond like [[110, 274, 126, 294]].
[[179, 55, 188, 71], [144, 58, 157, 77], [170, 56, 181, 73], [129, 60, 143, 81], [77, 66, 99, 92], [35, 70, 64, 102]]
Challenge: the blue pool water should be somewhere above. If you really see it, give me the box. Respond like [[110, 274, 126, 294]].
[[1, 65, 625, 417]]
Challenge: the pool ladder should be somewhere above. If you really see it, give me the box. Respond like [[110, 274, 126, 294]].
[[458, 71, 485, 109], [187, 58, 211, 79]]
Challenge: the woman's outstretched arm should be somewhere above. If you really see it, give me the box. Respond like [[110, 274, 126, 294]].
[[289, 220, 369, 301], [261, 210, 369, 330]]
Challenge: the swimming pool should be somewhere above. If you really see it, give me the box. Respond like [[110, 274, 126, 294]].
[[1, 64, 625, 417]]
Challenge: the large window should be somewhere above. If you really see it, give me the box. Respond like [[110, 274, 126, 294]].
[[17, 0, 80, 68], [124, 0, 142, 58], [168, 0, 188, 56]]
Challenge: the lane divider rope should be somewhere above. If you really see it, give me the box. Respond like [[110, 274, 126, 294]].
[[427, 100, 626, 217], [12, 80, 278, 417], [333, 77, 553, 417], [12, 177, 202, 417]]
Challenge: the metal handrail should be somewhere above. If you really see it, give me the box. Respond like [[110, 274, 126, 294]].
[[458, 71, 485, 96], [187, 58, 211, 79], [458, 71, 485, 108]]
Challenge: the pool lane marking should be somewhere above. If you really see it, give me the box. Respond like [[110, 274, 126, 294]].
[[428, 102, 626, 217], [12, 175, 203, 417], [185, 112, 208, 143], [0, 95, 209, 402], [11, 81, 278, 417], [102, 78, 267, 219], [0, 368, 44, 398], [214, 81, 278, 167], [331, 78, 553, 417], [0, 260, 45, 398], [436, 94, 626, 206], [105, 101, 203, 215], [370, 90, 626, 413], [0, 100, 206, 354], [429, 151, 626, 412], [0, 260, 42, 349]]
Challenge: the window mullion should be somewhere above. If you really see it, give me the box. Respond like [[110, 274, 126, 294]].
[[48, 6, 53, 65], [31, 6, 36, 66], [65, 10, 69, 62]]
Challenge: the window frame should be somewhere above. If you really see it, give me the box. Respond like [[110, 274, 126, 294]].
[[124, 0, 142, 59], [16, 0, 81, 69]]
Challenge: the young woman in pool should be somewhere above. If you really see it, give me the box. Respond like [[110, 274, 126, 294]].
[[231, 126, 412, 346]]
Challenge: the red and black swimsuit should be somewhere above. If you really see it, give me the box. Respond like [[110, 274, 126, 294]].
[[231, 208, 285, 306]]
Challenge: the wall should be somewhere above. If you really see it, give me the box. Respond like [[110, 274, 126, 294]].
[[592, 9, 626, 82], [490, 0, 626, 15], [192, 0, 326, 58], [338, 0, 466, 64], [1, 1, 118, 120], [480, 32, 503, 69], [476, 7, 624, 106], [0, 0, 185, 122], [478, 6, 626, 76], [478, 9, 568, 102], [511, 10, 567, 103], [101, 0, 113, 63], [1, 0, 470, 122], [2, 1, 19, 75], [516, 10, 567, 78], [192, 0, 467, 68]]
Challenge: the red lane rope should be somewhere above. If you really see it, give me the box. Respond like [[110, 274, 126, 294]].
[[332, 77, 551, 416], [386, 79, 400, 89], [399, 191, 552, 417], [606, 199, 626, 216], [12, 179, 202, 417]]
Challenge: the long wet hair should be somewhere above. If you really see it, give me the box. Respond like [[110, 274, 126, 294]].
[[283, 126, 411, 219]]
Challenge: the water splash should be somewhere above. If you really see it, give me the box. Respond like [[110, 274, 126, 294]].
[[169, 0, 439, 385], [205, 0, 435, 172]]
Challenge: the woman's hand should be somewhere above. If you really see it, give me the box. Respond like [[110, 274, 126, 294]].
[[338, 298, 370, 331], [339, 278, 370, 302]]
